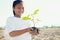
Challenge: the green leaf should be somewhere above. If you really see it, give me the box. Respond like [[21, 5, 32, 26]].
[[22, 16, 31, 20], [34, 9, 39, 15]]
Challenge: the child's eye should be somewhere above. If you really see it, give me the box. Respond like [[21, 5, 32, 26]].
[[18, 8, 21, 9], [17, 7, 24, 10]]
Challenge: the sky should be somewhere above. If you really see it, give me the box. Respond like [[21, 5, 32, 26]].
[[0, 0, 60, 27]]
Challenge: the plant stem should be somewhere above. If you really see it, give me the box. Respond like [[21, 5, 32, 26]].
[[32, 14, 35, 27]]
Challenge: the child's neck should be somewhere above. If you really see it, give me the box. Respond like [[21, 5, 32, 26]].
[[14, 15, 21, 18]]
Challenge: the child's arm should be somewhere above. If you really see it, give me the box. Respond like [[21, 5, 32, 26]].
[[9, 28, 29, 37], [9, 27, 39, 37]]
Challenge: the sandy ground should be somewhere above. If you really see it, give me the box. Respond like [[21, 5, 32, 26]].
[[32, 28, 60, 40], [0, 30, 6, 40], [0, 28, 60, 40]]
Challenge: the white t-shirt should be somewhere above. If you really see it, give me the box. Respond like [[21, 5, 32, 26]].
[[5, 16, 32, 40]]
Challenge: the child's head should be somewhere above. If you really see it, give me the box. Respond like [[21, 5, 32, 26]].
[[13, 0, 24, 17]]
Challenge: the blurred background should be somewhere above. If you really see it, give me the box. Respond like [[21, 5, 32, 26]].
[[0, 0, 60, 27]]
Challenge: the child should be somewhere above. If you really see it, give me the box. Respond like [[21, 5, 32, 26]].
[[5, 0, 39, 40]]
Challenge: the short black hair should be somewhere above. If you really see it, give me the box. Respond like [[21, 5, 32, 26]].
[[13, 0, 23, 16]]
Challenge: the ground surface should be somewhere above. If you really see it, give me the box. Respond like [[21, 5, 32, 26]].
[[32, 28, 60, 40]]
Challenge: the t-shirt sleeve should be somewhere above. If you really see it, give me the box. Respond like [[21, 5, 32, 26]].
[[5, 17, 15, 36], [4, 17, 13, 39]]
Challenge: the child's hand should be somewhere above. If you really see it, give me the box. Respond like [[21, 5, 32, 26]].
[[29, 30, 39, 35], [27, 27, 39, 35]]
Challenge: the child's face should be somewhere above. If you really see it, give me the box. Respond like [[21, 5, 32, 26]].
[[13, 3, 24, 17]]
